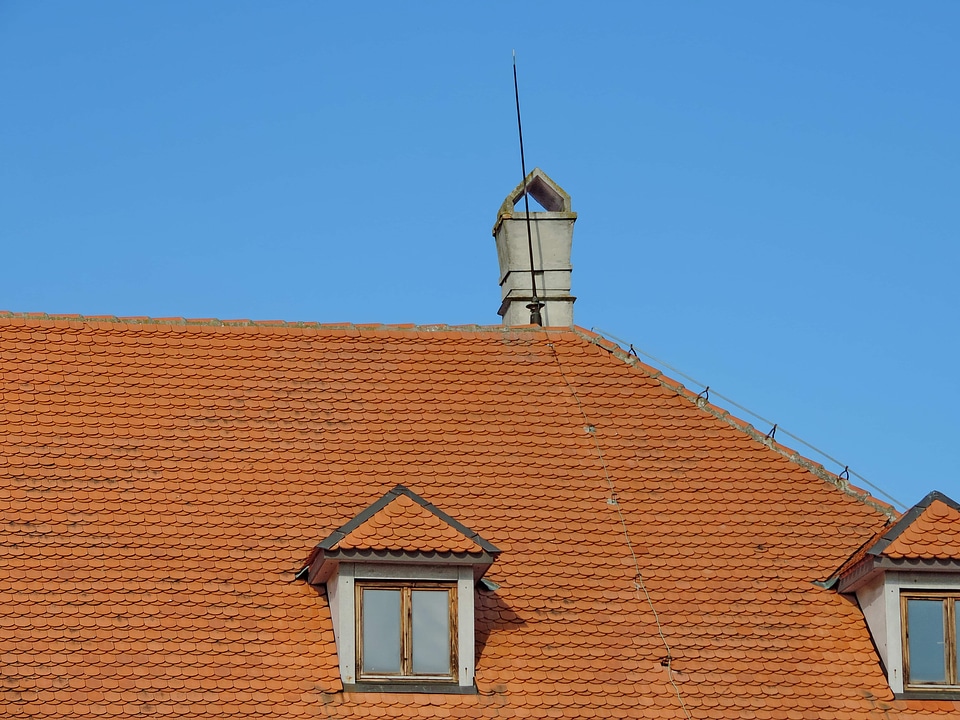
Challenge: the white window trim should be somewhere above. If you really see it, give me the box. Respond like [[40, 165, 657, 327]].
[[327, 563, 476, 688]]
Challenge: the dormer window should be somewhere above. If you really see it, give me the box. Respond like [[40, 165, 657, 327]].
[[301, 485, 500, 692], [357, 582, 457, 682], [902, 591, 960, 689], [832, 491, 960, 698]]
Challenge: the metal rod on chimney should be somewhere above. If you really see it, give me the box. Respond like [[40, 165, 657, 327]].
[[512, 51, 543, 326]]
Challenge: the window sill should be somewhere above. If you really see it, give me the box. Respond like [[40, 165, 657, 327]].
[[343, 682, 476, 695], [896, 690, 960, 701]]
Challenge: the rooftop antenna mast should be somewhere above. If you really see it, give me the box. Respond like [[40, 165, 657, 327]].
[[512, 50, 544, 326]]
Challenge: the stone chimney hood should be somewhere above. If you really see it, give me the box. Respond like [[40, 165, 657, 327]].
[[493, 168, 577, 327]]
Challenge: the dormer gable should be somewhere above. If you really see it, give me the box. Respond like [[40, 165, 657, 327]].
[[833, 491, 960, 697], [302, 485, 500, 692], [330, 491, 486, 552], [883, 495, 960, 560], [306, 484, 500, 584]]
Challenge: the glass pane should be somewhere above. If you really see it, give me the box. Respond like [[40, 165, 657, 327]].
[[907, 599, 946, 683], [362, 589, 401, 674], [411, 589, 451, 675]]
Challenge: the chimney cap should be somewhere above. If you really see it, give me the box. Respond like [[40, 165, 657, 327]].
[[497, 167, 572, 218]]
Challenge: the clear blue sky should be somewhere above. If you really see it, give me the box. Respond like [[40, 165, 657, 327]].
[[2, 2, 957, 509]]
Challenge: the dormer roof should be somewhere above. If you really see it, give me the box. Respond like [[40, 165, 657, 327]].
[[306, 485, 500, 584], [835, 491, 960, 591], [326, 485, 488, 553], [882, 495, 960, 560]]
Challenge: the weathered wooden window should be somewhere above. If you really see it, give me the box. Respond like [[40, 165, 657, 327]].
[[356, 582, 458, 682], [902, 592, 960, 688]]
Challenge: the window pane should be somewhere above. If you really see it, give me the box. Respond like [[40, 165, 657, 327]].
[[362, 589, 401, 674], [411, 589, 451, 675], [907, 599, 946, 683]]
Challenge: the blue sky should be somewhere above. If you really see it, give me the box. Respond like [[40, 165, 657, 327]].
[[2, 2, 957, 509]]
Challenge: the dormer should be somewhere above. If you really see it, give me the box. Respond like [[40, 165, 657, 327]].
[[833, 491, 960, 698], [302, 485, 500, 692]]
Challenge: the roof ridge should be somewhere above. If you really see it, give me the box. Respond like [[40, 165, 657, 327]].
[[572, 327, 899, 521], [0, 311, 569, 334]]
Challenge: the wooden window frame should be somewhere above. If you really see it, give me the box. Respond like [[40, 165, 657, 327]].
[[355, 581, 459, 683], [901, 591, 960, 689]]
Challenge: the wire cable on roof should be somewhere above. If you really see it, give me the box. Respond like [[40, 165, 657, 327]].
[[592, 327, 906, 511], [548, 343, 694, 720]]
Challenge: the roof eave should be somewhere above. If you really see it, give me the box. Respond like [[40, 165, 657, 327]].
[[835, 556, 960, 594], [835, 556, 882, 594], [305, 548, 499, 585]]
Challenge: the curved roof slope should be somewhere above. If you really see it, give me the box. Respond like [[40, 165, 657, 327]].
[[0, 314, 951, 718]]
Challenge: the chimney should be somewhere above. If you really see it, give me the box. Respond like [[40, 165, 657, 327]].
[[492, 168, 577, 327]]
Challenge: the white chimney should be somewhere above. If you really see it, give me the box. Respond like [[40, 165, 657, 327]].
[[492, 168, 577, 327]]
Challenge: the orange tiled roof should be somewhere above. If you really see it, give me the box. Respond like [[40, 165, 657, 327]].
[[1, 312, 954, 718]]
